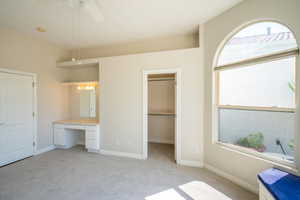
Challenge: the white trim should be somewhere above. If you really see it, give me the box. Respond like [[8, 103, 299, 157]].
[[178, 160, 203, 168], [295, 53, 300, 170], [100, 149, 144, 160], [142, 68, 182, 162], [0, 68, 36, 77], [34, 145, 56, 156], [0, 68, 38, 155], [142, 71, 148, 159], [215, 48, 299, 71], [204, 163, 258, 194], [216, 142, 296, 169]]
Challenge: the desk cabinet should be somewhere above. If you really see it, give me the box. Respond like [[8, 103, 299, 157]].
[[85, 129, 100, 150], [53, 123, 100, 152], [53, 128, 66, 146]]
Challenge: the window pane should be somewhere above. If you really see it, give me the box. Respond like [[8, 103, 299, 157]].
[[218, 22, 297, 66], [219, 57, 295, 108], [219, 108, 295, 162]]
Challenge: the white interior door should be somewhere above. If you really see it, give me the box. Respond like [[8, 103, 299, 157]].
[[0, 72, 34, 166], [174, 74, 177, 162]]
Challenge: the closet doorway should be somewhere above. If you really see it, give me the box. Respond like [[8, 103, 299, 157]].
[[143, 69, 181, 163]]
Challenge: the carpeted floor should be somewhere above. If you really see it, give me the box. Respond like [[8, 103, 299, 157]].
[[0, 143, 258, 200]]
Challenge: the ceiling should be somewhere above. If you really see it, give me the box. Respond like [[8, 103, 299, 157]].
[[0, 0, 242, 49]]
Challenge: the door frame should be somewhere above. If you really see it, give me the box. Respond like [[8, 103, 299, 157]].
[[142, 68, 182, 162], [0, 68, 38, 154]]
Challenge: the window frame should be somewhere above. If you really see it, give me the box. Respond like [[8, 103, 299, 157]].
[[212, 22, 300, 169]]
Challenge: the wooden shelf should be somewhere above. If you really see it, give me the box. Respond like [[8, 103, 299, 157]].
[[57, 58, 99, 68]]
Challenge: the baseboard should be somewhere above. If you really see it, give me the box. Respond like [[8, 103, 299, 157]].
[[178, 159, 203, 168], [204, 164, 258, 194], [148, 139, 174, 144], [34, 145, 56, 155], [100, 149, 144, 160]]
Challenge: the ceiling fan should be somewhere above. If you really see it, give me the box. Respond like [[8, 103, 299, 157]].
[[34, 0, 104, 61], [35, 0, 104, 23]]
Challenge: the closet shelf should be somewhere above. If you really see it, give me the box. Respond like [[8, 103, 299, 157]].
[[148, 112, 176, 116]]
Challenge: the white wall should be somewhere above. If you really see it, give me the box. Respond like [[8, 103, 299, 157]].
[[98, 48, 204, 164], [65, 66, 99, 82], [202, 0, 300, 193], [0, 27, 70, 150], [74, 34, 198, 58], [148, 80, 175, 144]]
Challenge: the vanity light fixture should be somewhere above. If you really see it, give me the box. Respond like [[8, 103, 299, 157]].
[[77, 83, 97, 90]]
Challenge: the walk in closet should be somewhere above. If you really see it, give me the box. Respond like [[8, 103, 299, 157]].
[[147, 73, 176, 160]]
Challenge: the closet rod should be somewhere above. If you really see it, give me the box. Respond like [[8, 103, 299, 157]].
[[148, 78, 175, 82], [148, 113, 176, 117]]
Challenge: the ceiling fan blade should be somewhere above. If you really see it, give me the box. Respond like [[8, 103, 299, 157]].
[[33, 0, 104, 23], [80, 0, 104, 23]]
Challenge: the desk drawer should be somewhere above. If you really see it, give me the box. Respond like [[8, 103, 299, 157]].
[[64, 125, 84, 130], [86, 131, 98, 140], [86, 139, 99, 149], [54, 128, 66, 145], [54, 124, 65, 129], [86, 126, 98, 131]]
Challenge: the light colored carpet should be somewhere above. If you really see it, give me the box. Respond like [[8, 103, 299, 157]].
[[0, 143, 258, 200]]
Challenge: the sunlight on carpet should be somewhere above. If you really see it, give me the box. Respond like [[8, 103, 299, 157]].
[[179, 181, 232, 200], [145, 181, 232, 200], [145, 189, 186, 200]]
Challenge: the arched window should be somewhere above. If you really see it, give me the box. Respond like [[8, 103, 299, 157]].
[[214, 21, 299, 165]]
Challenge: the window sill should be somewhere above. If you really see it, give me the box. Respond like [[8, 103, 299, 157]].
[[215, 141, 298, 173], [217, 105, 295, 113]]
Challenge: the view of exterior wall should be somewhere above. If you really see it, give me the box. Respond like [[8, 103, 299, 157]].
[[218, 22, 297, 66], [219, 109, 295, 160], [219, 57, 295, 108]]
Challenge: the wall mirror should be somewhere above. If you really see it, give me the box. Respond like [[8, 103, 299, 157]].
[[61, 81, 98, 119], [79, 89, 96, 118]]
